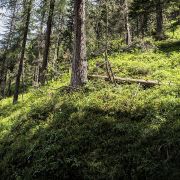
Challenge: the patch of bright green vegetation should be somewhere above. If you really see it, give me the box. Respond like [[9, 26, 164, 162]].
[[90, 51, 180, 83], [166, 25, 180, 40], [0, 38, 180, 179]]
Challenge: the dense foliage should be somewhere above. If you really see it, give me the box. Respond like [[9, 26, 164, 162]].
[[0, 0, 179, 100], [0, 0, 180, 179], [0, 34, 180, 178]]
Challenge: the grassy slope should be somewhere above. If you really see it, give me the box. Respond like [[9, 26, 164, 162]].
[[0, 30, 180, 179]]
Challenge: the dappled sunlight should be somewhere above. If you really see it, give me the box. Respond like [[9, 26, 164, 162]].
[[0, 77, 179, 178], [0, 52, 179, 178], [0, 0, 180, 178], [90, 50, 180, 85]]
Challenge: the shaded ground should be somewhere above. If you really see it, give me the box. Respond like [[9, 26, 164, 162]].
[[0, 38, 180, 179]]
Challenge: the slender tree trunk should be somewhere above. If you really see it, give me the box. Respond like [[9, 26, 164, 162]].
[[71, 0, 87, 87], [0, 54, 7, 98], [156, 0, 164, 40], [34, 0, 47, 87], [7, 72, 12, 96], [0, 0, 17, 98], [13, 0, 32, 104], [53, 36, 61, 73], [104, 1, 110, 80], [39, 0, 55, 85], [136, 16, 139, 37], [56, 36, 61, 62], [140, 14, 145, 38], [140, 13, 148, 38], [52, 15, 63, 74], [124, 0, 131, 46]]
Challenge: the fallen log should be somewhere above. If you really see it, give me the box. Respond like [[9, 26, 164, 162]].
[[88, 75, 161, 86]]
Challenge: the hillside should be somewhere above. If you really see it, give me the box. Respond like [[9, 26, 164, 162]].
[[0, 38, 180, 179]]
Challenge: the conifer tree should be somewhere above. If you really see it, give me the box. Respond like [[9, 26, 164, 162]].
[[13, 0, 33, 104], [39, 0, 55, 85], [0, 0, 17, 98]]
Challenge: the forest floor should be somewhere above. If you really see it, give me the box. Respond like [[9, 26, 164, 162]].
[[0, 30, 180, 179]]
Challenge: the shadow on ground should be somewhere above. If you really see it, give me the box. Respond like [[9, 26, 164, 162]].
[[0, 89, 180, 180], [157, 40, 180, 53]]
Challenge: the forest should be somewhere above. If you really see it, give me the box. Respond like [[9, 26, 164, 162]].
[[0, 0, 180, 179]]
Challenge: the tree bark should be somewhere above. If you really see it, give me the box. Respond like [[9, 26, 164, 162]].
[[136, 16, 139, 37], [156, 0, 164, 40], [124, 0, 131, 46], [34, 0, 47, 87], [0, 0, 17, 98], [71, 0, 87, 87], [7, 72, 12, 97], [0, 54, 7, 99], [13, 0, 32, 104], [39, 0, 55, 85]]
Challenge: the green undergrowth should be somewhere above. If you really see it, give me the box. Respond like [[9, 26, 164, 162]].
[[90, 51, 180, 84], [0, 39, 180, 179]]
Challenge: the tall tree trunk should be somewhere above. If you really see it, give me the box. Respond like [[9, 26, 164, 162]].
[[124, 0, 131, 46], [140, 13, 148, 38], [71, 0, 87, 87], [7, 71, 12, 97], [52, 15, 63, 75], [0, 54, 7, 99], [156, 0, 164, 40], [34, 0, 47, 87], [0, 0, 17, 98], [13, 0, 32, 104], [39, 0, 55, 85], [140, 14, 145, 38], [136, 16, 139, 37]]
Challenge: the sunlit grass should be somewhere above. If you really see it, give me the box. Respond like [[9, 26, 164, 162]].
[[0, 38, 180, 179]]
